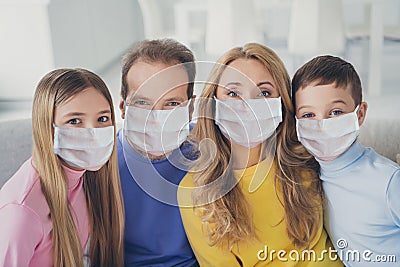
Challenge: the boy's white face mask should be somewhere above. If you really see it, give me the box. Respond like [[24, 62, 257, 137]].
[[214, 97, 282, 148], [53, 125, 114, 171], [123, 102, 190, 156], [296, 106, 360, 161]]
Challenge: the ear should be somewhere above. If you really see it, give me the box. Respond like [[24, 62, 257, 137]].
[[119, 98, 126, 120], [357, 101, 368, 126], [189, 95, 196, 121]]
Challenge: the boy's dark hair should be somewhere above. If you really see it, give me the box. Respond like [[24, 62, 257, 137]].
[[121, 38, 196, 101], [291, 55, 362, 107]]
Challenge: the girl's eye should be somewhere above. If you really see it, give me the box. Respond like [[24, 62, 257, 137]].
[[330, 110, 343, 116], [258, 90, 270, 97], [98, 116, 109, 123], [227, 91, 238, 97], [67, 118, 81, 125], [302, 113, 314, 119]]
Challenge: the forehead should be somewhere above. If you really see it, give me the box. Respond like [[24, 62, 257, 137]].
[[56, 87, 110, 113], [126, 61, 189, 99], [295, 82, 354, 106], [220, 58, 273, 85]]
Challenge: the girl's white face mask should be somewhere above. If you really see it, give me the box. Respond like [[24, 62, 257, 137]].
[[123, 102, 190, 156], [296, 106, 360, 161], [214, 97, 282, 148], [53, 125, 115, 171]]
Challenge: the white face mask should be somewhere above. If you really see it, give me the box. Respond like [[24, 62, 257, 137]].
[[296, 106, 360, 161], [214, 97, 282, 148], [123, 102, 190, 156], [53, 125, 114, 171]]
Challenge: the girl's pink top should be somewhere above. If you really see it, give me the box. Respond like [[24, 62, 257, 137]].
[[0, 158, 89, 267]]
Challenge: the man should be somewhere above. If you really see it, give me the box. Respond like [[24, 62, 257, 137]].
[[118, 39, 198, 266]]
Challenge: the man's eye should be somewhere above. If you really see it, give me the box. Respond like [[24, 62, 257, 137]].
[[67, 118, 81, 125], [166, 102, 181, 107], [134, 100, 148, 106], [98, 116, 109, 122]]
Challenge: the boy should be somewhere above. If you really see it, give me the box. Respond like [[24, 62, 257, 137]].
[[118, 39, 198, 266], [292, 55, 400, 266]]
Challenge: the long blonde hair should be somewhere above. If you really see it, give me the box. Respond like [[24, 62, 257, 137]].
[[32, 68, 124, 267], [191, 43, 321, 248]]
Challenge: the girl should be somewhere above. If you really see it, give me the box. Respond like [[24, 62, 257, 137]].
[[0, 69, 124, 267], [178, 43, 342, 266]]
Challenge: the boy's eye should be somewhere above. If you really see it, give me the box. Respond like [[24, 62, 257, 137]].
[[98, 116, 109, 123], [301, 113, 314, 119], [227, 91, 239, 97], [330, 110, 343, 116], [67, 118, 81, 125], [258, 90, 270, 97]]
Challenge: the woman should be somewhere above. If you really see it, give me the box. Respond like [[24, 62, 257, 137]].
[[178, 43, 342, 266], [0, 69, 124, 267]]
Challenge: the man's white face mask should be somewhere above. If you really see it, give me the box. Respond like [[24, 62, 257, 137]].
[[296, 106, 360, 161], [123, 101, 191, 156]]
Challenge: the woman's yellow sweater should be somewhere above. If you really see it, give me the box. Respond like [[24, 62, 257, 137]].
[[178, 159, 343, 267]]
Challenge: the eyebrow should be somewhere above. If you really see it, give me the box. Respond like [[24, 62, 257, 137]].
[[297, 105, 314, 111], [331, 99, 347, 105], [98, 110, 111, 114], [257, 81, 274, 87], [63, 110, 111, 118], [164, 96, 186, 102], [223, 81, 274, 88], [297, 100, 347, 111], [130, 95, 152, 101], [63, 112, 85, 118]]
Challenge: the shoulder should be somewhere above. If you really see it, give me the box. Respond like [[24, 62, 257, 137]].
[[177, 172, 196, 208], [1, 159, 40, 206], [365, 147, 399, 173], [1, 159, 50, 220]]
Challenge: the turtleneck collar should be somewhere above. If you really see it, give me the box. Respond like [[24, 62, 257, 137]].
[[316, 140, 365, 176]]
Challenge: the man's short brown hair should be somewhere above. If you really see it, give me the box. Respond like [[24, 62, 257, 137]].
[[121, 38, 196, 100]]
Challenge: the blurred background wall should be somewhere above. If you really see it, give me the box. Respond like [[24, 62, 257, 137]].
[[0, 0, 399, 123]]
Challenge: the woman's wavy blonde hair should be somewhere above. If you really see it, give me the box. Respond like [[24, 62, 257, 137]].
[[191, 43, 321, 249], [32, 68, 124, 267]]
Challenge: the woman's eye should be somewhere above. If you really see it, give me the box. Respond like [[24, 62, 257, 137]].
[[331, 110, 343, 116], [227, 91, 238, 97], [258, 90, 270, 97], [302, 113, 314, 119], [67, 118, 81, 125], [98, 116, 109, 122]]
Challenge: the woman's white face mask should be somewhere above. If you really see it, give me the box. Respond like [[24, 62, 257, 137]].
[[214, 97, 282, 148], [296, 106, 360, 161], [53, 125, 115, 171]]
